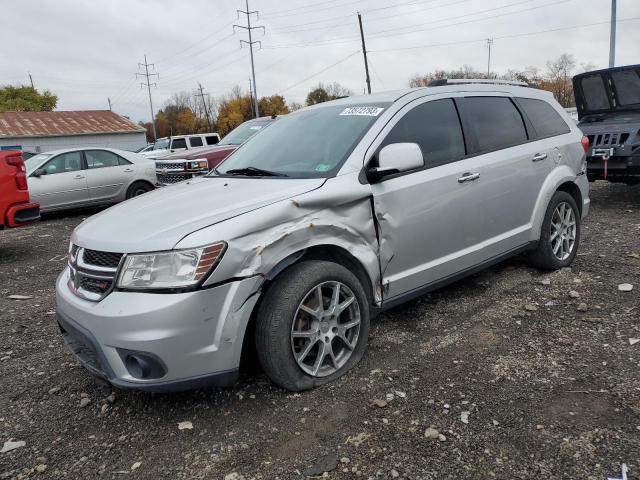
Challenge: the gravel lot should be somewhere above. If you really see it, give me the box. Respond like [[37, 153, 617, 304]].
[[1, 181, 639, 480]]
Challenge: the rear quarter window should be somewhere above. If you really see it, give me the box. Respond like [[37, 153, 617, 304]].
[[457, 97, 528, 153], [206, 135, 219, 145], [189, 136, 203, 148], [518, 98, 570, 139]]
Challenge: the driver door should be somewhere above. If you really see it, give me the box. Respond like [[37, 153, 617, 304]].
[[28, 151, 89, 211]]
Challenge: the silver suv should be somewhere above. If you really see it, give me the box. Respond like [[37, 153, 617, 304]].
[[56, 81, 590, 392]]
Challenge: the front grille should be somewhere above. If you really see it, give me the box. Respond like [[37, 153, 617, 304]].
[[156, 161, 186, 170], [158, 173, 190, 184], [83, 249, 122, 268], [69, 245, 122, 302], [588, 132, 630, 147]]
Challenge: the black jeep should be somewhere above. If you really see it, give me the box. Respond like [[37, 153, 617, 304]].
[[573, 64, 640, 184]]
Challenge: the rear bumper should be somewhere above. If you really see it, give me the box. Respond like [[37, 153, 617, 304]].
[[3, 202, 40, 228]]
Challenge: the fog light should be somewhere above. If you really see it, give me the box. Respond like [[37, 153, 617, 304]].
[[118, 350, 166, 379]]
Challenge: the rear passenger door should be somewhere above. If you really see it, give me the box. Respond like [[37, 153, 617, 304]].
[[84, 150, 133, 202], [455, 95, 543, 256]]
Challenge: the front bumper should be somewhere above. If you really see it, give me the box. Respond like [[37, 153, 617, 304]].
[[55, 268, 263, 392], [586, 153, 640, 180]]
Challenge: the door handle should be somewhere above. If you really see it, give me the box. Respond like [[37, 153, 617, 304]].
[[532, 153, 548, 162], [74, 174, 85, 179], [457, 172, 480, 183], [124, 168, 133, 172]]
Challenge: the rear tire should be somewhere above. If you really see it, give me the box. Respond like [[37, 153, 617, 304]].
[[126, 181, 153, 199], [528, 191, 580, 270], [255, 261, 370, 391]]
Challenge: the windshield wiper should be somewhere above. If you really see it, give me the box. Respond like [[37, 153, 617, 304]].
[[224, 166, 288, 177]]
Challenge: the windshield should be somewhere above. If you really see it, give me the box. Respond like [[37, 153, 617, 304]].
[[214, 104, 388, 178], [25, 154, 52, 173], [219, 119, 273, 146], [153, 138, 170, 150]]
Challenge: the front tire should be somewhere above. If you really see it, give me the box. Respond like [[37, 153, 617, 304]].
[[528, 191, 581, 270], [255, 261, 370, 391]]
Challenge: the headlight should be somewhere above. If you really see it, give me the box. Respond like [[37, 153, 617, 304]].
[[117, 242, 226, 290], [189, 159, 209, 170]]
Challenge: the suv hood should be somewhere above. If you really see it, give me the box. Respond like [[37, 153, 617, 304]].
[[573, 64, 640, 119], [155, 145, 237, 161], [72, 176, 325, 253]]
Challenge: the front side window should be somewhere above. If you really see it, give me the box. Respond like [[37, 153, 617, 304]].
[[189, 136, 203, 148], [518, 98, 570, 139], [215, 104, 389, 178], [42, 152, 82, 175], [171, 138, 187, 149], [457, 97, 528, 153], [85, 150, 120, 169], [379, 99, 465, 168], [25, 153, 52, 173], [581, 75, 610, 111]]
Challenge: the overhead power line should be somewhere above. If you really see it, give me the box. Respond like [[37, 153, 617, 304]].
[[279, 50, 361, 95]]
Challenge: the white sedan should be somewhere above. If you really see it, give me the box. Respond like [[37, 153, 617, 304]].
[[25, 148, 157, 213]]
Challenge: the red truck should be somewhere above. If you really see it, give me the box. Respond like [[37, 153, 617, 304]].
[[0, 151, 40, 229], [153, 117, 276, 185]]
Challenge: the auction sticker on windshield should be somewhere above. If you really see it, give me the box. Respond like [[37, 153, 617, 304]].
[[339, 107, 385, 116]]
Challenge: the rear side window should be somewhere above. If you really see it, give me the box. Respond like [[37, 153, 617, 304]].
[[85, 150, 120, 169], [118, 156, 131, 166], [518, 98, 570, 138], [189, 136, 203, 148], [380, 98, 465, 168], [171, 138, 187, 149], [206, 135, 219, 145], [457, 97, 527, 153]]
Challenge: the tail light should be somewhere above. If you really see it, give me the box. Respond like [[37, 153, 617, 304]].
[[580, 136, 590, 155], [5, 152, 28, 191]]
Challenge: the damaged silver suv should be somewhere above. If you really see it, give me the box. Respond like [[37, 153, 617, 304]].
[[56, 80, 590, 392]]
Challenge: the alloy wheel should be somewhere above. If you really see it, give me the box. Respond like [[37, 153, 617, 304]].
[[550, 201, 576, 261], [290, 281, 361, 377]]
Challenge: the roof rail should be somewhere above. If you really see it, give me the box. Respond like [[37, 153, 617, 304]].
[[428, 78, 530, 87]]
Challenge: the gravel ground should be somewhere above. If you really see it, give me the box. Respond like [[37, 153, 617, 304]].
[[1, 181, 639, 480]]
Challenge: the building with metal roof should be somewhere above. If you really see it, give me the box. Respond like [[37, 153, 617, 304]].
[[0, 110, 147, 153]]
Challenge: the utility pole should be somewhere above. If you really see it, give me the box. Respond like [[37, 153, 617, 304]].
[[28, 72, 34, 89], [357, 13, 371, 94], [107, 98, 112, 111], [234, 0, 264, 118], [196, 82, 213, 132], [485, 38, 493, 78], [609, 0, 617, 68], [136, 54, 159, 141]]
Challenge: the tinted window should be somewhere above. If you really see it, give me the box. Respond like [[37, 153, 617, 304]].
[[171, 138, 187, 149], [518, 98, 570, 138], [380, 99, 465, 168], [206, 135, 219, 145], [85, 150, 120, 169], [611, 69, 640, 106], [189, 136, 203, 147], [43, 152, 82, 175], [458, 97, 527, 153], [581, 75, 610, 111]]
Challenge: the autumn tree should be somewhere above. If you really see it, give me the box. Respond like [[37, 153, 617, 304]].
[[216, 87, 290, 137], [305, 82, 353, 106], [0, 86, 57, 112]]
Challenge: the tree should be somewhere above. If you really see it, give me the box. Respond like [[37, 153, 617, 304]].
[[542, 53, 577, 108], [305, 82, 353, 106], [0, 85, 57, 112], [216, 87, 290, 137]]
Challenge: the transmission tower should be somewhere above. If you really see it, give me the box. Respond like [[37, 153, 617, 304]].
[[234, 0, 265, 118], [137, 54, 159, 141], [195, 82, 213, 132]]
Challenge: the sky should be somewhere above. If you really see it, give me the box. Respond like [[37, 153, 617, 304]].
[[1, 0, 639, 124]]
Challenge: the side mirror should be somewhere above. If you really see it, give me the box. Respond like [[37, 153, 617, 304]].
[[368, 143, 424, 183], [32, 168, 47, 177]]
